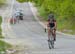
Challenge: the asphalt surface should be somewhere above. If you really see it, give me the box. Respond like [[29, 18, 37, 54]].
[[5, 1, 75, 54]]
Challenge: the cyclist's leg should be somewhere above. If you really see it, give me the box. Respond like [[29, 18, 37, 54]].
[[54, 29, 56, 41], [48, 27, 50, 41], [52, 29, 54, 40], [17, 16, 19, 23], [16, 16, 19, 23], [52, 29, 56, 41], [16, 16, 18, 22]]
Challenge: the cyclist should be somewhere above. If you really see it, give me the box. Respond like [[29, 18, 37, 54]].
[[15, 9, 24, 20], [47, 12, 57, 41]]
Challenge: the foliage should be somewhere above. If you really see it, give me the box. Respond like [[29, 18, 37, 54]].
[[0, 16, 3, 38], [16, 0, 75, 34], [16, 0, 33, 3], [32, 0, 75, 34], [0, 40, 11, 51]]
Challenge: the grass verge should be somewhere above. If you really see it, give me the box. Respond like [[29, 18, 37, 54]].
[[0, 16, 3, 38], [0, 40, 12, 53], [0, 16, 12, 53]]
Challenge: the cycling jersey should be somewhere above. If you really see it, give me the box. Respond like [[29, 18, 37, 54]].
[[49, 23, 55, 28], [48, 19, 56, 28]]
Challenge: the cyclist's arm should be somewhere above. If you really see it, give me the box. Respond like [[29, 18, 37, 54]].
[[47, 21, 50, 28]]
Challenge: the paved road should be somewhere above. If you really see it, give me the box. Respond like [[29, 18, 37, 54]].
[[5, 1, 75, 54]]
